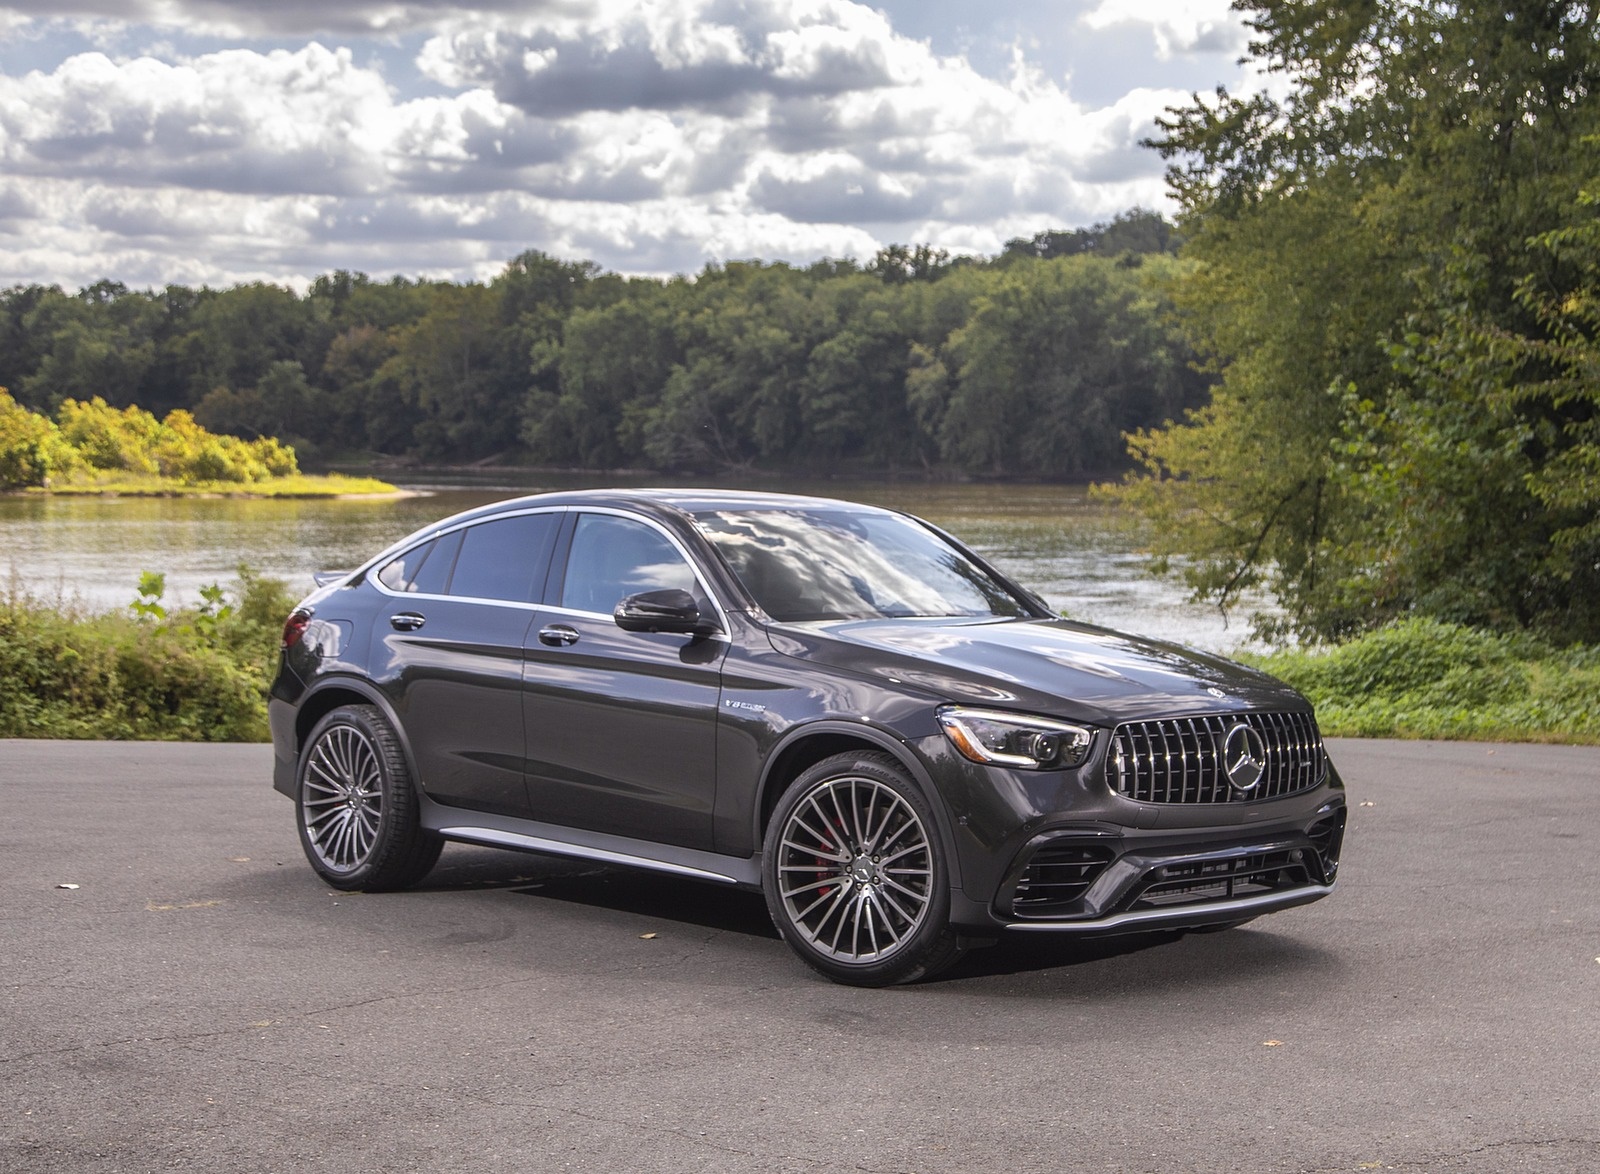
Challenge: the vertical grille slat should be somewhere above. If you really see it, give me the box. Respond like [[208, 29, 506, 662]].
[[1158, 721, 1177, 803], [1110, 711, 1326, 804]]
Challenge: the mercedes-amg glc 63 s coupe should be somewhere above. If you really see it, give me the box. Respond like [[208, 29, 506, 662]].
[[270, 488, 1345, 985]]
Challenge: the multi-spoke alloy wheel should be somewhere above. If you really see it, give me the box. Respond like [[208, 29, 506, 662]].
[[302, 721, 384, 873], [294, 704, 441, 891], [763, 751, 962, 986]]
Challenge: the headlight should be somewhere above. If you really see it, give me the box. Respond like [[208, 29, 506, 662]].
[[937, 707, 1094, 770]]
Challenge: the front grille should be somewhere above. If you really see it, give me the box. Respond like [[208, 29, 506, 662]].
[[1110, 712, 1325, 804], [1132, 850, 1312, 909], [1011, 844, 1115, 917]]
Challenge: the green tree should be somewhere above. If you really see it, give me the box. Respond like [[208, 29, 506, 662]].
[[193, 359, 319, 457], [379, 282, 522, 458], [18, 285, 163, 411], [0, 285, 56, 405], [523, 281, 682, 468], [798, 275, 927, 468], [1114, 0, 1600, 642], [180, 283, 315, 402], [641, 263, 854, 471], [937, 255, 1203, 478], [1002, 209, 1179, 262]]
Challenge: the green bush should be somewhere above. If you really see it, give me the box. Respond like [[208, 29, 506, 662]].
[[0, 567, 295, 741], [1244, 619, 1600, 743], [56, 396, 162, 475]]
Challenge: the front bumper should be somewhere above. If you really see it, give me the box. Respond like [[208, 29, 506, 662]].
[[918, 733, 1347, 936]]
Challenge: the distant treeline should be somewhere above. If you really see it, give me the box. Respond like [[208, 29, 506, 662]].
[[0, 211, 1204, 477]]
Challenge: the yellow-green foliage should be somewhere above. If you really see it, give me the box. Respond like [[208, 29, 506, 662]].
[[2, 393, 303, 489], [57, 397, 301, 485], [56, 396, 162, 475], [0, 390, 83, 488], [0, 568, 296, 742], [1243, 619, 1600, 744], [39, 471, 397, 498]]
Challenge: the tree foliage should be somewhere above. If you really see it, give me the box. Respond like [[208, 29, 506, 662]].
[[0, 394, 298, 489], [1112, 0, 1600, 643], [0, 214, 1203, 481]]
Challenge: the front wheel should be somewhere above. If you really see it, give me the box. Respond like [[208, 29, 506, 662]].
[[295, 704, 441, 891], [762, 751, 963, 986]]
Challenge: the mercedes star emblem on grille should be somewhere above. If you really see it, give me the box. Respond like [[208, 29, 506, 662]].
[[1223, 723, 1267, 792]]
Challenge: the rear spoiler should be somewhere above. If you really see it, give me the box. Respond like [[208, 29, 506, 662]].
[[312, 570, 351, 588]]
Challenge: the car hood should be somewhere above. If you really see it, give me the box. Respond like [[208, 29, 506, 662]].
[[766, 616, 1306, 726]]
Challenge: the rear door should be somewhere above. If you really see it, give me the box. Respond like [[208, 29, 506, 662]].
[[374, 509, 560, 816], [521, 510, 725, 850]]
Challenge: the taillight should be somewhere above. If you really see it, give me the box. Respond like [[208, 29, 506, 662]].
[[282, 608, 312, 649]]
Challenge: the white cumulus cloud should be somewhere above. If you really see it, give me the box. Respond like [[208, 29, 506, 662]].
[[0, 0, 1211, 288], [1080, 0, 1248, 61]]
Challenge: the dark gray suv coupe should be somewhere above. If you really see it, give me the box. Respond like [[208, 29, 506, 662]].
[[270, 488, 1345, 985]]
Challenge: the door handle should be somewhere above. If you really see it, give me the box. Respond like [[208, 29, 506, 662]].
[[538, 624, 580, 647], [389, 612, 426, 632]]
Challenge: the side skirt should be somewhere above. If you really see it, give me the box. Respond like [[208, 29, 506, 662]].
[[422, 805, 763, 889]]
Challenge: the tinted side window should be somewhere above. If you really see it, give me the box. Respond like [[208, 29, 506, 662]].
[[408, 528, 461, 595], [377, 538, 435, 592], [447, 513, 559, 604], [560, 514, 699, 615]]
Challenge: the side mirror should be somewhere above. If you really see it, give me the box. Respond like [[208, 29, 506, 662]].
[[614, 588, 718, 636]]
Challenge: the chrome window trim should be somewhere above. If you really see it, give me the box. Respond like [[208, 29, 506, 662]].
[[368, 503, 732, 635]]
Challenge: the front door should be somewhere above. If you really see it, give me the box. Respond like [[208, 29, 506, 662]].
[[521, 512, 725, 850]]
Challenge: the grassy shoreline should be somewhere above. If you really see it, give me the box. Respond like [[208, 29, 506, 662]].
[[12, 472, 400, 498]]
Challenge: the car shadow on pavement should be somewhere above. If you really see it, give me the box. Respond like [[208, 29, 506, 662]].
[[421, 845, 780, 939], [412, 845, 1338, 986], [936, 927, 1335, 983]]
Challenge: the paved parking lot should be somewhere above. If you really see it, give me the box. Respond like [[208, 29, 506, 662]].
[[2, 738, 1597, 1172]]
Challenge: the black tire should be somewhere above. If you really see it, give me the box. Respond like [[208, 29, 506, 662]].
[[295, 704, 442, 891], [762, 751, 964, 987]]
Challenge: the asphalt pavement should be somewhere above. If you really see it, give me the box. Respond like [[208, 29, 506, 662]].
[[2, 738, 1597, 1173]]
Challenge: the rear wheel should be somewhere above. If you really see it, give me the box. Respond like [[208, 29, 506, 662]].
[[763, 751, 963, 986], [295, 704, 441, 891]]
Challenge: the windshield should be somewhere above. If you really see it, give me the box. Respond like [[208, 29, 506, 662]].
[[693, 508, 1036, 622]]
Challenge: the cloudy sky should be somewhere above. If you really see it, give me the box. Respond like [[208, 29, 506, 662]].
[[0, 1, 1260, 290]]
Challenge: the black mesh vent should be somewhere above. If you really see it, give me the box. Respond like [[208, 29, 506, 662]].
[[1131, 850, 1312, 909], [1306, 808, 1347, 882], [1010, 844, 1116, 918]]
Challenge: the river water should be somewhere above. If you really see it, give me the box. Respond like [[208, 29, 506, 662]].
[[0, 472, 1274, 653]]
